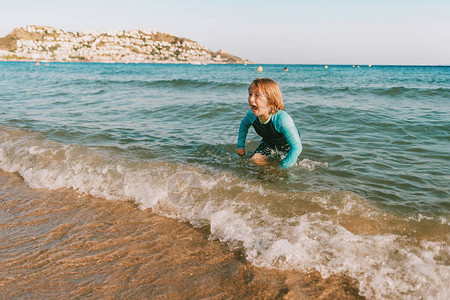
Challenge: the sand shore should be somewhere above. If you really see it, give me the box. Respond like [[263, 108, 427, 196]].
[[0, 170, 363, 299]]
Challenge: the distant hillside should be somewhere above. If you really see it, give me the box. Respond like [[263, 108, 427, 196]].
[[0, 25, 250, 64]]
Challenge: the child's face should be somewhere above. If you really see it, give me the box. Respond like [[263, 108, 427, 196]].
[[248, 85, 270, 118]]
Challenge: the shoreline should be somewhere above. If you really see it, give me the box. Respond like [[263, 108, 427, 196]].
[[1, 62, 447, 299], [0, 170, 363, 299]]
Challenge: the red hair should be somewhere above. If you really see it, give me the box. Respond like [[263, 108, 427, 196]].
[[249, 78, 284, 114]]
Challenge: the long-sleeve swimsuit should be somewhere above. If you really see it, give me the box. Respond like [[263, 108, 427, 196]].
[[237, 110, 302, 168]]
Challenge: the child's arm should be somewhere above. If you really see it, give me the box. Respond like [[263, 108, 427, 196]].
[[236, 110, 256, 155], [275, 112, 302, 168]]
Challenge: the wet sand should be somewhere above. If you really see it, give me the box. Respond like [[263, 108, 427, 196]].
[[0, 170, 363, 299]]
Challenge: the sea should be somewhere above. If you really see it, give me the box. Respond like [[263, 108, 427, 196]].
[[0, 62, 449, 299]]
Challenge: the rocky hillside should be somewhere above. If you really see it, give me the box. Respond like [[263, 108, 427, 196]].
[[0, 25, 249, 64]]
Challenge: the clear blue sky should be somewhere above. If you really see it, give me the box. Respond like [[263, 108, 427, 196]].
[[1, 0, 449, 65]]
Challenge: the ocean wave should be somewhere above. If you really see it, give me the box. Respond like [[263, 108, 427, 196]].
[[371, 86, 450, 98], [0, 125, 448, 299], [139, 79, 248, 90], [60, 78, 248, 90], [288, 85, 450, 98]]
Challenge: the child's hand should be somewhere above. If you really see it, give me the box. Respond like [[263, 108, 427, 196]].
[[236, 148, 245, 157]]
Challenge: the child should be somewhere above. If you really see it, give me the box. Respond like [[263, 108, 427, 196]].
[[236, 78, 302, 168]]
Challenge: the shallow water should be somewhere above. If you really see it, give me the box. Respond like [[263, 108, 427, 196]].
[[0, 170, 362, 299], [0, 62, 449, 299]]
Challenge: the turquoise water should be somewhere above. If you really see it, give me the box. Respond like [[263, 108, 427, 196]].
[[1, 62, 449, 298]]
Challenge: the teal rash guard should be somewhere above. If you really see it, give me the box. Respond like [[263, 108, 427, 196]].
[[237, 110, 302, 168]]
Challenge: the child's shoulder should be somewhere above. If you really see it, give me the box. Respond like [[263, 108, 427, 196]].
[[242, 110, 257, 123], [245, 109, 254, 116], [274, 110, 293, 121], [275, 110, 289, 117], [273, 110, 295, 127], [244, 110, 257, 119]]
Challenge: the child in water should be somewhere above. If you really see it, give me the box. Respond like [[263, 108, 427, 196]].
[[236, 78, 302, 168]]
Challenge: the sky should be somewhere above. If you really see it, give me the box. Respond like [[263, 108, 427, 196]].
[[1, 0, 449, 65]]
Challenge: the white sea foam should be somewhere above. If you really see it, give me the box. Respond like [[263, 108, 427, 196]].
[[0, 126, 449, 299], [297, 158, 329, 171]]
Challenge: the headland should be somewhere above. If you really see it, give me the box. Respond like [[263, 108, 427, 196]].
[[0, 25, 250, 64]]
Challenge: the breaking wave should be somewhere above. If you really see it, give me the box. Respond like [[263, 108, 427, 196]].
[[1, 125, 448, 299]]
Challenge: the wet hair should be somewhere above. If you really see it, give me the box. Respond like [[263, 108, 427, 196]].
[[249, 78, 285, 114]]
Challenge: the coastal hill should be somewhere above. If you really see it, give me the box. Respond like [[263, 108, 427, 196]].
[[0, 25, 250, 64]]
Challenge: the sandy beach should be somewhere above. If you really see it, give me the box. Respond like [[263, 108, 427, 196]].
[[0, 170, 363, 299]]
